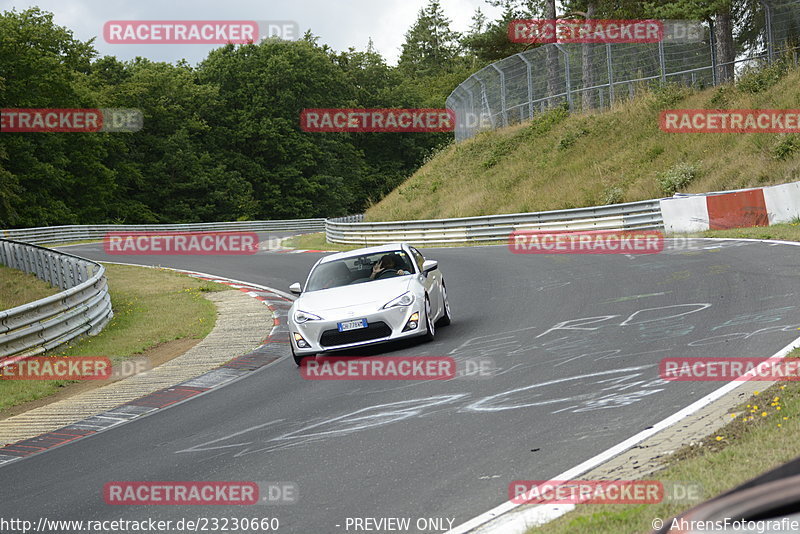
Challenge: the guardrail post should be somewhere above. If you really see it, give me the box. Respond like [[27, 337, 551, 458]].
[[34, 248, 44, 279], [22, 245, 32, 274], [40, 251, 51, 286], [66, 258, 75, 288], [57, 255, 66, 289]]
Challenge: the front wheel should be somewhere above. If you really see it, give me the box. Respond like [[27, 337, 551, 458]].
[[423, 295, 436, 342], [437, 283, 452, 326]]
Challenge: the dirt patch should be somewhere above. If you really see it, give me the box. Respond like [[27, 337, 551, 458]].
[[0, 338, 201, 422]]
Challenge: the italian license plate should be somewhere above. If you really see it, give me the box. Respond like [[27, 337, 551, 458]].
[[338, 319, 368, 332]]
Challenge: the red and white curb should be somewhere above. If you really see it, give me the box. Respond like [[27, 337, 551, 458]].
[[661, 181, 800, 233]]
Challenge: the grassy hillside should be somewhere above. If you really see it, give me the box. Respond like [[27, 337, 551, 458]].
[[366, 61, 800, 221]]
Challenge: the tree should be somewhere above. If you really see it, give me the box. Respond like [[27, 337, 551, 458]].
[[580, 2, 597, 110], [399, 0, 462, 78], [0, 7, 111, 227], [462, 5, 531, 63]]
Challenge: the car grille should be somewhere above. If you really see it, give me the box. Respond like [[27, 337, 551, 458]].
[[319, 322, 393, 348]]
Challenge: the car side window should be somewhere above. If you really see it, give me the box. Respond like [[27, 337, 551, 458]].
[[409, 247, 424, 272]]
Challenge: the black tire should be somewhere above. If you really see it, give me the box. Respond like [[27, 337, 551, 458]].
[[423, 295, 435, 342], [291, 342, 313, 366], [438, 283, 452, 326]]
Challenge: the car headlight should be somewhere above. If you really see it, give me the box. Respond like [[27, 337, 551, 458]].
[[294, 310, 322, 323], [383, 292, 415, 309]]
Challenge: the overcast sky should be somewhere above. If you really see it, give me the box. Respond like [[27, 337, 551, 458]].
[[6, 0, 504, 66]]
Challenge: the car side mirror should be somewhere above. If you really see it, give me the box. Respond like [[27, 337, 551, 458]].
[[289, 282, 302, 295], [422, 260, 438, 274]]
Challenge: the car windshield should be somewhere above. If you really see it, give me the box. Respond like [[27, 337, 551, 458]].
[[305, 250, 414, 291]]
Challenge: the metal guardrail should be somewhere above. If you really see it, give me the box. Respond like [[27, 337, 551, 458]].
[[0, 240, 113, 364], [1, 219, 326, 246], [325, 200, 663, 245]]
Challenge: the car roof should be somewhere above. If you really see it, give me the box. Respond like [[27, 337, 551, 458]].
[[318, 243, 411, 264]]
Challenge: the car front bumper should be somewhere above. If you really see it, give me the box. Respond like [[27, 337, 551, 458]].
[[289, 303, 425, 355]]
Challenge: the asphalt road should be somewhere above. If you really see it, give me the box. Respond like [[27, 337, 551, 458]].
[[2, 236, 799, 534]]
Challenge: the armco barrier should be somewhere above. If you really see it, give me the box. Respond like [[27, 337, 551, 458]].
[[0, 240, 113, 364], [0, 219, 326, 246], [661, 181, 800, 233], [325, 200, 664, 245]]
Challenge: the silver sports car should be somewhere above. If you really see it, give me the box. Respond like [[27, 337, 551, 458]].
[[287, 243, 452, 365]]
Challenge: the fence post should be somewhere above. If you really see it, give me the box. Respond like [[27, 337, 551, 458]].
[[658, 41, 667, 83], [466, 84, 478, 134], [606, 43, 614, 105], [761, 1, 774, 63], [474, 75, 496, 129], [456, 91, 469, 141], [709, 20, 718, 86], [491, 64, 509, 127], [555, 44, 573, 111], [519, 53, 535, 120]]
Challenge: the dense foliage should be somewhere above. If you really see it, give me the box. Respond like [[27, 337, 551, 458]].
[[0, 1, 775, 226]]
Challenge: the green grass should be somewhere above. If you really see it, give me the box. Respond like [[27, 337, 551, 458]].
[[367, 61, 800, 222], [0, 265, 60, 310], [527, 349, 800, 534], [285, 231, 508, 251], [0, 264, 230, 412], [49, 239, 104, 247], [702, 220, 800, 241], [283, 232, 357, 252]]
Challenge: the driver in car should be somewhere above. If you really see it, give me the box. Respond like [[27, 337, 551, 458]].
[[370, 254, 407, 280]]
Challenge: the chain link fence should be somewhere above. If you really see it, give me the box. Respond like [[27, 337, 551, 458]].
[[448, 1, 800, 141]]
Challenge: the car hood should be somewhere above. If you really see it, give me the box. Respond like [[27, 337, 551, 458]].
[[295, 276, 414, 313]]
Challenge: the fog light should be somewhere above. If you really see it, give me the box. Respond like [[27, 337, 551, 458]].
[[403, 312, 420, 332], [293, 332, 309, 348]]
